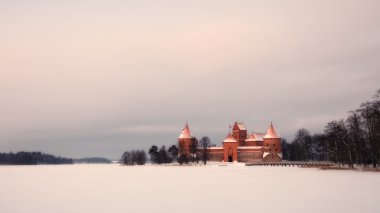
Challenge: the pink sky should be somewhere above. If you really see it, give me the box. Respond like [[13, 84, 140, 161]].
[[0, 0, 379, 158]]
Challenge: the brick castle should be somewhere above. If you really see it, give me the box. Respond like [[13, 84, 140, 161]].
[[178, 122, 282, 162]]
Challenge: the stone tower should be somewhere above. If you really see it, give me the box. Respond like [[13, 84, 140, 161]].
[[263, 122, 282, 161], [223, 132, 238, 162], [232, 121, 247, 146], [178, 123, 193, 157]]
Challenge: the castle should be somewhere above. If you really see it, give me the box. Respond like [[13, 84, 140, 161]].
[[178, 122, 282, 162]]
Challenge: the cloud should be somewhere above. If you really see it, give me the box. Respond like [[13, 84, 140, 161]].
[[102, 125, 179, 135], [0, 0, 379, 158]]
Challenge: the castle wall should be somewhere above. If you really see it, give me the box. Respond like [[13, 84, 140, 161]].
[[200, 146, 282, 163], [244, 141, 264, 146], [178, 122, 282, 163], [237, 151, 263, 163], [208, 148, 224, 161], [263, 138, 282, 154]]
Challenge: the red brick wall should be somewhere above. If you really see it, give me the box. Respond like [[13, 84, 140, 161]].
[[237, 151, 263, 162], [178, 138, 192, 157], [244, 141, 255, 146], [208, 149, 224, 161], [223, 142, 238, 162], [244, 141, 263, 146], [263, 138, 281, 154], [233, 130, 247, 146]]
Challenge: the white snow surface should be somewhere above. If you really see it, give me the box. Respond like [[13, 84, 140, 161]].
[[1, 164, 379, 213]]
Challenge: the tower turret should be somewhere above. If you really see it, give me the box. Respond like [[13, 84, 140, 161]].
[[232, 121, 247, 146], [263, 122, 281, 154], [178, 123, 193, 157]]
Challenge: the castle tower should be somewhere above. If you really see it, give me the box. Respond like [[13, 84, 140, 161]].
[[263, 122, 281, 154], [178, 123, 193, 157], [223, 132, 238, 162], [232, 122, 247, 146]]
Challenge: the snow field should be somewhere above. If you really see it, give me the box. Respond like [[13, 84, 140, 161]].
[[0, 164, 379, 213]]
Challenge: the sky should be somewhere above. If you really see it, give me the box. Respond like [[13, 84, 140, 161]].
[[0, 0, 379, 159]]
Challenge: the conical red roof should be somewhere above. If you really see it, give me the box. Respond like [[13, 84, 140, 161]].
[[179, 123, 192, 139], [264, 123, 280, 139], [223, 133, 237, 143]]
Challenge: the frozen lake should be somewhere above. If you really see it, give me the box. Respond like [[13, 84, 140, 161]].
[[1, 164, 379, 213]]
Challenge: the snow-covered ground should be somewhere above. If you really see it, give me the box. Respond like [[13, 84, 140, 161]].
[[1, 164, 379, 213]]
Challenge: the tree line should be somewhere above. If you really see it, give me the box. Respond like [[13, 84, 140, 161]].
[[282, 89, 380, 168], [120, 136, 211, 166], [120, 150, 147, 165], [73, 157, 111, 164], [148, 145, 180, 164], [0, 151, 73, 165], [120, 146, 175, 165], [150, 136, 210, 165]]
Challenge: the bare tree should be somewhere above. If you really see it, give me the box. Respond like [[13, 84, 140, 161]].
[[190, 137, 198, 163], [358, 101, 380, 168], [121, 150, 147, 165], [283, 89, 380, 168], [199, 136, 210, 165]]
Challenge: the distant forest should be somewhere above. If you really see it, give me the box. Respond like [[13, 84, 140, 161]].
[[282, 89, 380, 168], [0, 152, 73, 165], [73, 157, 111, 164]]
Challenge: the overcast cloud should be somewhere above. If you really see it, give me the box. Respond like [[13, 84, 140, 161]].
[[0, 0, 379, 159]]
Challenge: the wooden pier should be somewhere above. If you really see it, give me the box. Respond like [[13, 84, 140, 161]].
[[246, 161, 334, 167]]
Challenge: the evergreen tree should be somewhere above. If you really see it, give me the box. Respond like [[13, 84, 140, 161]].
[[148, 145, 160, 164], [159, 146, 169, 164], [168, 145, 179, 163]]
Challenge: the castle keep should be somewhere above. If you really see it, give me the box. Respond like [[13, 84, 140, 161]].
[[178, 122, 282, 162]]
